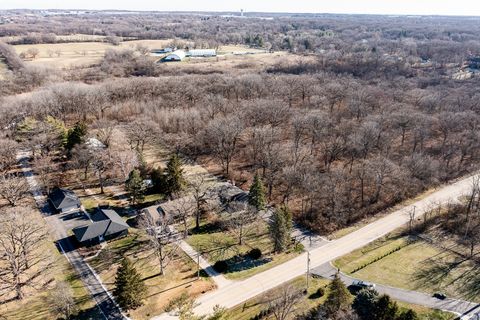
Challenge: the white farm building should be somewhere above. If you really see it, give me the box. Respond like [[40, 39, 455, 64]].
[[187, 49, 217, 57], [162, 50, 186, 62]]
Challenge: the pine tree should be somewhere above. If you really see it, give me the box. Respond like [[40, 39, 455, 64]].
[[373, 295, 398, 320], [165, 154, 185, 196], [125, 169, 145, 205], [248, 173, 266, 210], [113, 257, 146, 310], [65, 122, 87, 151], [323, 274, 352, 316], [269, 206, 292, 253], [352, 288, 378, 320], [396, 309, 418, 320]]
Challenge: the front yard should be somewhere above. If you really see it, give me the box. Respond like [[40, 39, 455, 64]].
[[186, 219, 302, 280], [334, 232, 480, 303], [88, 231, 215, 320]]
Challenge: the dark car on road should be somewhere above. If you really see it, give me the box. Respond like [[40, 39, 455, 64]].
[[433, 293, 447, 300]]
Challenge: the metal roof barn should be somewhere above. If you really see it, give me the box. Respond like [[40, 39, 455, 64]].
[[187, 49, 217, 57], [162, 50, 186, 62]]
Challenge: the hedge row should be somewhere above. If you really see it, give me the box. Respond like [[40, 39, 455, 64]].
[[351, 243, 410, 274]]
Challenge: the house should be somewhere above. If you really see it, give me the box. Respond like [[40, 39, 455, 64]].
[[161, 50, 186, 62], [140, 182, 249, 225], [186, 49, 217, 57], [141, 195, 196, 225], [72, 208, 129, 246], [48, 188, 82, 214]]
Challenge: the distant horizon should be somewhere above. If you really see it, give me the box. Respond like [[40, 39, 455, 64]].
[[3, 8, 480, 18], [2, 0, 480, 17]]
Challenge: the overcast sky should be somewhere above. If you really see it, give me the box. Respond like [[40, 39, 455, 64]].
[[1, 0, 480, 16]]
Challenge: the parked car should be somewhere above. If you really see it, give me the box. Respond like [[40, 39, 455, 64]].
[[433, 293, 447, 300], [352, 280, 376, 289]]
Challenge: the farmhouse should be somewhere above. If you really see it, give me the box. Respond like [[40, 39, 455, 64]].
[[161, 50, 186, 62], [72, 208, 129, 246], [187, 49, 216, 57], [48, 187, 81, 214]]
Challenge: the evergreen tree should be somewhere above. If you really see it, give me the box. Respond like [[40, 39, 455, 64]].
[[269, 206, 292, 253], [113, 257, 146, 310], [151, 167, 168, 194], [125, 169, 145, 205], [373, 295, 398, 320], [248, 173, 266, 210], [396, 309, 419, 320], [352, 288, 378, 320], [165, 154, 185, 196], [323, 274, 352, 316], [65, 122, 87, 151]]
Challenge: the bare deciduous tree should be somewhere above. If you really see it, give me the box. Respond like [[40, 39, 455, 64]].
[[222, 202, 258, 245], [138, 211, 180, 276], [0, 174, 29, 207], [265, 284, 304, 320], [203, 116, 244, 176], [0, 207, 52, 300]]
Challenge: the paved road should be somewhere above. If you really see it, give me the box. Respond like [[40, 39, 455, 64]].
[[312, 262, 480, 319], [153, 172, 480, 319], [17, 151, 127, 320]]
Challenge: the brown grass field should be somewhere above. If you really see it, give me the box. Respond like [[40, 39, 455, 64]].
[[11, 39, 296, 71]]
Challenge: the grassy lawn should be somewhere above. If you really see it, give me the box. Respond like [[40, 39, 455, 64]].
[[89, 231, 214, 320], [226, 276, 454, 320], [186, 219, 302, 280], [0, 246, 101, 320], [333, 234, 480, 303], [226, 276, 330, 320]]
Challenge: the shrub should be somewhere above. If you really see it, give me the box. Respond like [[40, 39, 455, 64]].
[[213, 260, 228, 273], [316, 287, 325, 297], [248, 248, 262, 260]]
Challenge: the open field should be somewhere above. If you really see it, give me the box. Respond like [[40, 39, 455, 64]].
[[11, 39, 293, 71], [11, 39, 172, 68], [334, 234, 480, 303], [226, 276, 454, 320], [0, 34, 108, 44], [89, 232, 214, 320]]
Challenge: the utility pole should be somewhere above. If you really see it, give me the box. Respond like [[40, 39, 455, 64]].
[[197, 253, 200, 280], [306, 251, 311, 293]]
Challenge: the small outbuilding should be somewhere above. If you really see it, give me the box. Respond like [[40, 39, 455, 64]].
[[48, 188, 82, 214], [161, 50, 186, 62], [72, 208, 129, 246]]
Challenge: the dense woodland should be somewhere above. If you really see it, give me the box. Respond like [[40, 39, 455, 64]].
[[1, 12, 480, 234]]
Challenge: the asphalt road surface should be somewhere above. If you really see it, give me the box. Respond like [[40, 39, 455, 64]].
[[312, 262, 480, 319], [154, 172, 480, 319], [17, 151, 126, 320]]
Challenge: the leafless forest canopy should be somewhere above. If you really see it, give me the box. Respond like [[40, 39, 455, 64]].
[[1, 12, 480, 233]]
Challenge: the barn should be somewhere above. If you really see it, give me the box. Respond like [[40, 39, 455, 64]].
[[161, 50, 186, 62], [187, 49, 217, 57]]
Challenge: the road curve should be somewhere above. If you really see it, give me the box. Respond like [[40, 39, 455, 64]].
[[151, 172, 480, 319]]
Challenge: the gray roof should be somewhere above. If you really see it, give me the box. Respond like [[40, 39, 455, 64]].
[[49, 188, 81, 210], [73, 208, 129, 242]]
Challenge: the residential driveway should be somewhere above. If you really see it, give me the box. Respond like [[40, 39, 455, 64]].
[[153, 172, 480, 319], [311, 262, 480, 318], [17, 151, 127, 320]]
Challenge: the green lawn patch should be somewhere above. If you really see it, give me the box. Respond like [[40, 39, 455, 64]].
[[334, 235, 480, 303], [186, 219, 302, 280]]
